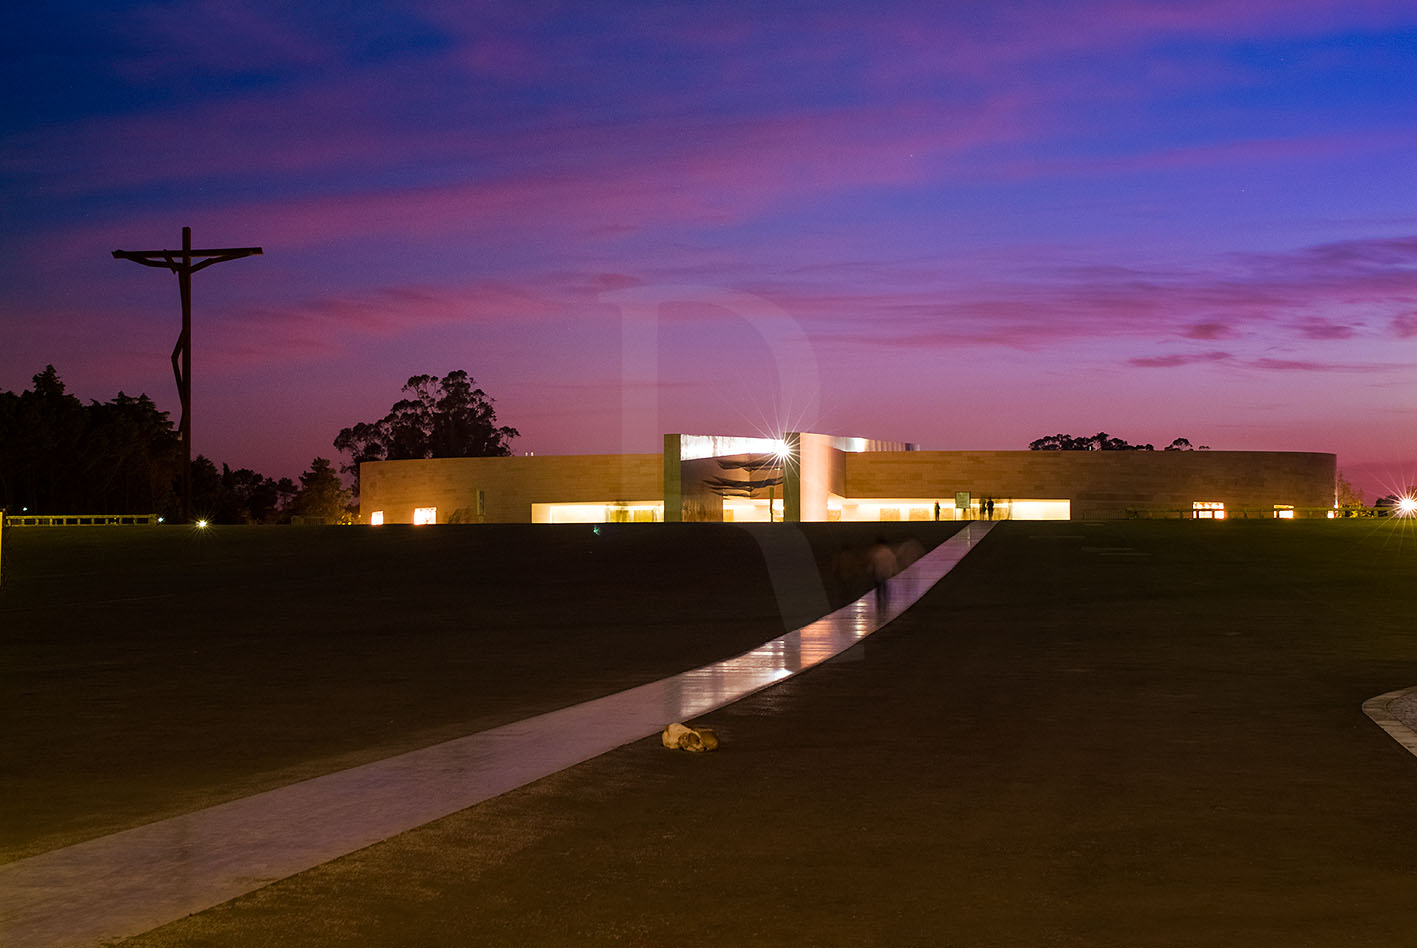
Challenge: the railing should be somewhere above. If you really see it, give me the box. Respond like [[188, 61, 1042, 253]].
[[3, 513, 161, 527]]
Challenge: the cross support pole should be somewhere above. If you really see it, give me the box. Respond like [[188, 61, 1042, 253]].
[[113, 227, 262, 523]]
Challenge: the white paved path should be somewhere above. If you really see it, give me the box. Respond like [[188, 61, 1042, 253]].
[[1363, 686, 1417, 759], [0, 523, 994, 947]]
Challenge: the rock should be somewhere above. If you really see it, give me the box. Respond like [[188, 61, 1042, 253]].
[[661, 722, 719, 752]]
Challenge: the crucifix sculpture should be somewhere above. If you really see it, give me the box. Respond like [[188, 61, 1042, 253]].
[[113, 227, 262, 523]]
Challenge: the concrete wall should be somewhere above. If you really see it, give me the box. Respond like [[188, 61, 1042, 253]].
[[361, 454, 662, 524], [662, 434, 683, 522], [843, 450, 1337, 519], [787, 432, 845, 523], [361, 447, 1337, 523]]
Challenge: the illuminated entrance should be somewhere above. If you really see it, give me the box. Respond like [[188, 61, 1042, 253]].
[[663, 431, 1079, 522], [532, 502, 664, 523], [838, 498, 1071, 521], [1193, 501, 1226, 520]]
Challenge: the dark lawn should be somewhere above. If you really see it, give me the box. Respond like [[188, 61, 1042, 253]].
[[112, 518, 1417, 948], [1, 521, 960, 862]]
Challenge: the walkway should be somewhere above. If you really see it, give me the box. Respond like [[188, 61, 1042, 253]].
[[0, 522, 994, 948], [1364, 686, 1417, 759]]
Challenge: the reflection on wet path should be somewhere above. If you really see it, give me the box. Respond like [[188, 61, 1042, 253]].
[[0, 523, 993, 947]]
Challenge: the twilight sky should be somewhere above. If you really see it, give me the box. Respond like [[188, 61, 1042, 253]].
[[3, 1, 1416, 500]]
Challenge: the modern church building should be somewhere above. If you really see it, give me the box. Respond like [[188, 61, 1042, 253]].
[[358, 432, 1337, 525]]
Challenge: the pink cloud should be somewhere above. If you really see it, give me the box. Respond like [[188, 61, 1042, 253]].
[[457, 37, 549, 81], [30, 91, 1041, 270], [1129, 351, 1232, 368], [1247, 357, 1403, 372], [660, 231, 1417, 362], [881, 0, 1417, 67], [193, 228, 1413, 374], [1184, 321, 1235, 339], [1295, 317, 1358, 340], [199, 281, 577, 369], [1283, 235, 1417, 270], [975, 129, 1394, 185]]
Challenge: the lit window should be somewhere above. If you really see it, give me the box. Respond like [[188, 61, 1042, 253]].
[[413, 506, 437, 525], [1193, 501, 1225, 520], [1273, 505, 1294, 520], [369, 510, 384, 526]]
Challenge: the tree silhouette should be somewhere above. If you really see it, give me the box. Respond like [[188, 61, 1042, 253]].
[[291, 457, 353, 524], [1, 366, 293, 519], [1029, 431, 1155, 451], [0, 366, 182, 514], [188, 458, 292, 524], [1335, 471, 1365, 510], [334, 370, 519, 494], [1027, 431, 1213, 452]]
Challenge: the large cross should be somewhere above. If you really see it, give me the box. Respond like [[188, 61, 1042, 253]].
[[113, 227, 262, 523]]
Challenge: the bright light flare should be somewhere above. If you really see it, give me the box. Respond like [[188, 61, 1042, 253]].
[[1397, 495, 1417, 517], [195, 519, 209, 529]]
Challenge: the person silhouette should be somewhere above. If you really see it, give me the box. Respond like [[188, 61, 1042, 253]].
[[868, 537, 897, 611]]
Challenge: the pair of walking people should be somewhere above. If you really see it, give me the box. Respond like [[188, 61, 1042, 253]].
[[933, 499, 997, 520]]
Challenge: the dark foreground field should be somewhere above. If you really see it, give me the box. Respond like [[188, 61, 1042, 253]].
[[7, 519, 1417, 946], [0, 521, 955, 862]]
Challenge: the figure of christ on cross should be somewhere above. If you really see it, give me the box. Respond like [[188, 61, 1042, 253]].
[[113, 227, 262, 523]]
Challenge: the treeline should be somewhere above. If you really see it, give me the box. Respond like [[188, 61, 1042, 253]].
[[1029, 432, 1209, 451], [0, 366, 347, 522]]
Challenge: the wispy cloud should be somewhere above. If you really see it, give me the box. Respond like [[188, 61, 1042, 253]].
[[1127, 352, 1412, 372], [1128, 351, 1232, 368], [1295, 318, 1359, 340], [203, 280, 577, 366], [732, 232, 1417, 357], [1248, 357, 1398, 372], [1183, 321, 1236, 339]]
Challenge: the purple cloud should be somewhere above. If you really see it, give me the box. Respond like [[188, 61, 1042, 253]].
[[1184, 322, 1235, 339], [1295, 318, 1358, 340], [1128, 351, 1232, 368], [1247, 357, 1407, 372]]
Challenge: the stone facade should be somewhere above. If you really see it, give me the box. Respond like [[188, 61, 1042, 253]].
[[361, 454, 662, 524], [359, 444, 1336, 523], [844, 450, 1336, 519]]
